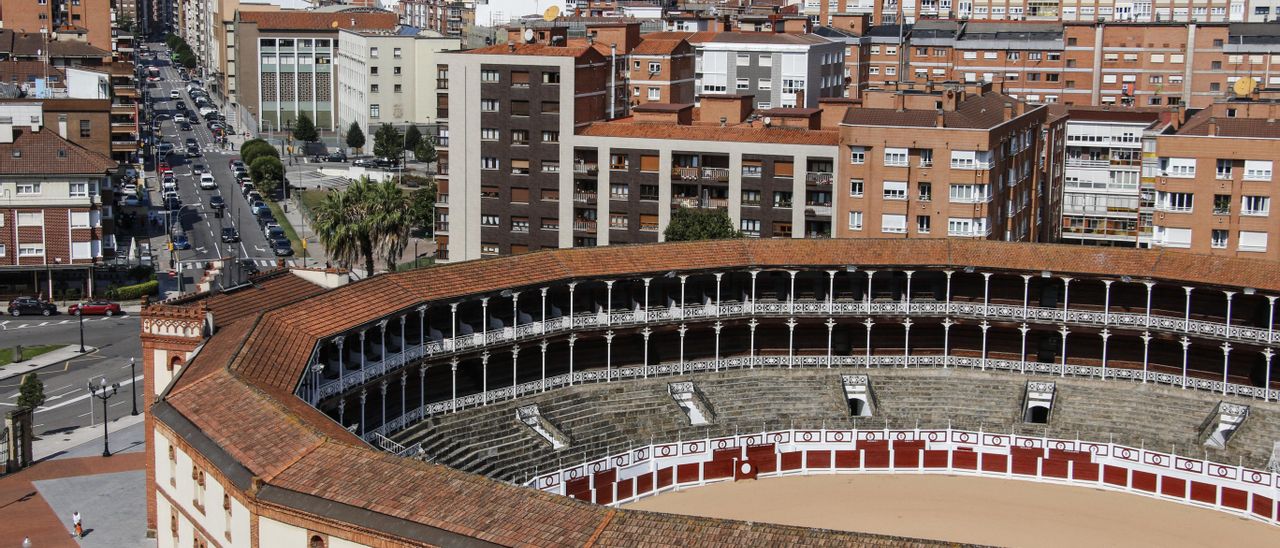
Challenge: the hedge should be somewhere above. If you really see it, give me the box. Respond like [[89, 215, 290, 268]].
[[104, 280, 159, 301]]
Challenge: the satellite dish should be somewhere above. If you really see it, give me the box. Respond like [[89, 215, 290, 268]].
[[543, 5, 560, 21], [763, 116, 772, 126], [523, 28, 535, 43], [1233, 77, 1257, 97]]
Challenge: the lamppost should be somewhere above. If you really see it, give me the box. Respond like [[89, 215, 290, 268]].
[[76, 307, 86, 353], [283, 119, 293, 204], [130, 357, 139, 416], [88, 377, 119, 457]]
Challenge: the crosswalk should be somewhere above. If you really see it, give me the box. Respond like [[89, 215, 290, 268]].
[[0, 315, 136, 330], [179, 258, 305, 269]]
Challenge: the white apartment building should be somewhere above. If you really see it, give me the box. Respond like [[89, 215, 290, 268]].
[[1060, 109, 1165, 247], [684, 32, 846, 109], [336, 27, 460, 143]]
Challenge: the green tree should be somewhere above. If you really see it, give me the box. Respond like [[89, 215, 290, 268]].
[[370, 180, 411, 271], [414, 139, 437, 166], [240, 138, 278, 167], [292, 113, 319, 143], [345, 122, 366, 154], [403, 125, 423, 154], [373, 123, 403, 162], [250, 156, 285, 197], [407, 184, 436, 236], [663, 208, 742, 242], [17, 372, 45, 410], [165, 35, 180, 49], [314, 178, 378, 275]]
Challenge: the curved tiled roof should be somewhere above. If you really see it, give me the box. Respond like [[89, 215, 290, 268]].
[[161, 239, 1280, 545]]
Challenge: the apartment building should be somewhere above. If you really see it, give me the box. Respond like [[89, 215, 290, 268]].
[[814, 0, 1280, 25], [0, 0, 111, 50], [234, 8, 398, 132], [1150, 97, 1280, 260], [626, 36, 696, 105], [836, 81, 1052, 241], [643, 31, 846, 108], [1060, 108, 1167, 247], [0, 105, 119, 295], [336, 27, 459, 139]]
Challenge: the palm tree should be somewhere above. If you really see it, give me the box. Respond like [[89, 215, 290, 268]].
[[369, 180, 411, 272], [313, 179, 377, 275]]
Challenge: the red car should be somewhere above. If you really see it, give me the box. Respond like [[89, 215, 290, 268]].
[[68, 300, 123, 316]]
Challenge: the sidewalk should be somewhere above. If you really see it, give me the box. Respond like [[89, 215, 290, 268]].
[[279, 196, 329, 268], [0, 346, 100, 383]]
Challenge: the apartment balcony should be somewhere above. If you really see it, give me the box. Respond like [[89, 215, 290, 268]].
[[573, 220, 597, 232], [111, 104, 136, 116], [112, 139, 138, 152], [672, 196, 700, 208], [572, 162, 599, 175], [1066, 158, 1110, 169], [111, 122, 136, 133], [115, 87, 139, 98], [805, 172, 833, 185], [573, 192, 598, 203], [672, 167, 730, 182], [805, 204, 833, 217]]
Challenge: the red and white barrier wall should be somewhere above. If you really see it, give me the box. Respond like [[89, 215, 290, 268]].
[[531, 428, 1280, 526]]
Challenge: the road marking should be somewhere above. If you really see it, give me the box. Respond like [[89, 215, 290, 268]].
[[35, 374, 143, 413]]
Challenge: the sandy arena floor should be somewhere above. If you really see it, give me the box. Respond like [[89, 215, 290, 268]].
[[624, 474, 1279, 546]]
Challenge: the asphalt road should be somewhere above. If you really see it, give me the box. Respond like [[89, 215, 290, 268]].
[[144, 46, 295, 273], [0, 316, 143, 437]]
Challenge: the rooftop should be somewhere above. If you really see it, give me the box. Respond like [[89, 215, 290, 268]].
[[0, 125, 118, 175], [842, 91, 1031, 130], [237, 9, 398, 31]]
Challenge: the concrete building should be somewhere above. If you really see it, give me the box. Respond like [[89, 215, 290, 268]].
[[814, 0, 1280, 25], [1060, 108, 1167, 247], [669, 31, 847, 109], [836, 81, 1052, 242], [233, 8, 398, 132], [335, 26, 460, 141], [1150, 97, 1280, 260], [0, 104, 120, 295]]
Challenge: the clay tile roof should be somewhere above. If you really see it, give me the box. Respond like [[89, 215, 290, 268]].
[[0, 126, 117, 175], [202, 270, 330, 325], [1176, 110, 1280, 139], [0, 61, 66, 83], [578, 119, 841, 145], [463, 42, 598, 57], [631, 37, 687, 55], [843, 93, 1028, 129], [238, 10, 398, 31]]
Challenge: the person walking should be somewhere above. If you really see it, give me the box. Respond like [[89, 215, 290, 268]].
[[72, 511, 83, 538]]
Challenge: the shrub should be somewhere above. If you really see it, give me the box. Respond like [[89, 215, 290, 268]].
[[104, 280, 159, 300]]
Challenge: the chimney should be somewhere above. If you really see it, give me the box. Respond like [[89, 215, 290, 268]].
[[1207, 117, 1217, 136], [29, 116, 39, 132], [508, 42, 516, 52], [936, 109, 945, 128], [1003, 102, 1014, 122], [794, 89, 805, 108], [58, 117, 67, 139], [0, 117, 13, 144]]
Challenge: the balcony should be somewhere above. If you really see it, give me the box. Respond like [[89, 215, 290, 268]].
[[573, 220, 597, 232], [111, 104, 136, 116], [672, 167, 730, 182], [573, 163, 599, 175], [805, 172, 833, 185], [437, 79, 448, 90], [805, 204, 833, 217], [672, 196, 699, 208], [573, 192, 597, 203], [111, 140, 138, 152], [1066, 158, 1110, 168]]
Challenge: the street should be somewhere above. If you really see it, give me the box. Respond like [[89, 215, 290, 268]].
[[0, 316, 143, 442]]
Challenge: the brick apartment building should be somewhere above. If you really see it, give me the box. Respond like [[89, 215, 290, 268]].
[[836, 81, 1052, 241], [812, 0, 1280, 25], [1150, 96, 1280, 260], [0, 105, 119, 296]]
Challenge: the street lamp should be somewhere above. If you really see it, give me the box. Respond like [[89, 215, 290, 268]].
[[130, 357, 139, 416], [76, 307, 86, 353], [88, 377, 119, 457]]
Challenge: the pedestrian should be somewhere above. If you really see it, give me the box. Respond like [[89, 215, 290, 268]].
[[72, 510, 83, 537]]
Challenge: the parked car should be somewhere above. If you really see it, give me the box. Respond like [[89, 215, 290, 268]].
[[8, 297, 57, 317], [250, 200, 267, 215], [264, 226, 285, 240], [271, 238, 294, 256], [241, 183, 256, 197], [209, 195, 225, 210], [326, 151, 347, 163], [121, 182, 139, 195], [68, 300, 123, 317], [229, 159, 244, 170], [164, 196, 182, 210], [220, 227, 240, 243], [157, 142, 173, 154]]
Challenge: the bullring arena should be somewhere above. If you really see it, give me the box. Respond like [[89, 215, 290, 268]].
[[142, 239, 1280, 546]]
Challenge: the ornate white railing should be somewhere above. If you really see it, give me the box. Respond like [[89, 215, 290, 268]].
[[315, 298, 1279, 402], [525, 427, 1280, 527], [359, 354, 1280, 442]]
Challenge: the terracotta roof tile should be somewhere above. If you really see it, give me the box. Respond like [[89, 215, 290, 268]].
[[631, 38, 688, 55], [1176, 111, 1280, 139], [463, 42, 600, 58], [843, 93, 1034, 130], [0, 126, 117, 175], [237, 10, 397, 31]]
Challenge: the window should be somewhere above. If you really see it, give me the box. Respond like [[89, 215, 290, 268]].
[[848, 211, 863, 231], [481, 243, 499, 256], [481, 70, 499, 82], [1213, 194, 1231, 215], [917, 215, 931, 233], [883, 181, 907, 200], [369, 104, 380, 118], [18, 244, 43, 257], [758, 79, 772, 90], [393, 66, 402, 76], [481, 99, 498, 112], [79, 120, 90, 138], [947, 217, 988, 236], [949, 184, 989, 203], [542, 161, 559, 173], [1212, 229, 1229, 249], [742, 190, 761, 206], [541, 101, 560, 114], [881, 213, 906, 233], [0, 244, 5, 257], [1160, 157, 1196, 178], [511, 188, 530, 203], [370, 84, 380, 93], [632, 86, 640, 97], [16, 182, 40, 195], [737, 53, 751, 66], [1242, 196, 1270, 216], [773, 191, 793, 208], [640, 185, 659, 201], [883, 147, 908, 167], [963, 51, 978, 60], [541, 131, 559, 143], [736, 78, 749, 90], [648, 87, 661, 100], [1156, 191, 1194, 212], [481, 157, 499, 170], [70, 211, 91, 228], [511, 101, 530, 116], [759, 54, 772, 66], [918, 149, 934, 167], [919, 182, 932, 201], [480, 128, 499, 141], [392, 48, 402, 59], [17, 212, 42, 226], [1239, 231, 1269, 252], [609, 154, 629, 171], [610, 184, 629, 200], [369, 47, 379, 58], [394, 84, 402, 93], [1216, 159, 1233, 179], [369, 66, 377, 75], [849, 179, 864, 197], [950, 150, 991, 169], [511, 130, 529, 145], [1244, 160, 1273, 181], [69, 182, 89, 197], [1151, 54, 1165, 63], [193, 468, 206, 510], [740, 219, 760, 236], [849, 146, 865, 164], [481, 215, 500, 227], [511, 159, 530, 175]]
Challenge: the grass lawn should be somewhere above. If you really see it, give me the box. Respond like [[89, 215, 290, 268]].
[[266, 200, 303, 251], [397, 256, 435, 271], [299, 189, 329, 218], [0, 345, 66, 366]]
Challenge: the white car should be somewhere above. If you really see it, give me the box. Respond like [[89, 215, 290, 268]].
[[169, 90, 181, 99], [174, 114, 186, 123], [162, 190, 180, 201], [162, 181, 178, 193], [121, 183, 138, 195], [199, 173, 217, 190]]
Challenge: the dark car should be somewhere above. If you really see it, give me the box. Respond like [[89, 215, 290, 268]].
[[186, 144, 201, 158], [172, 232, 191, 250], [8, 297, 57, 317], [265, 226, 285, 240], [209, 195, 225, 210], [271, 237, 294, 256], [257, 212, 277, 227], [164, 196, 182, 210], [238, 258, 260, 275], [326, 151, 347, 163], [180, 121, 193, 131], [220, 227, 240, 243], [184, 137, 198, 147]]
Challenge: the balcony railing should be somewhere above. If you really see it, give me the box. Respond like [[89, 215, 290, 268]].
[[806, 172, 833, 185], [573, 163, 599, 175], [573, 192, 597, 203], [573, 220, 597, 232], [672, 167, 730, 182]]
